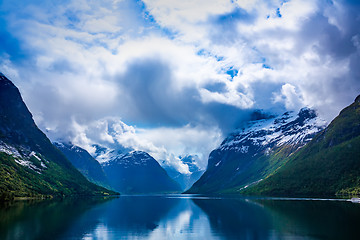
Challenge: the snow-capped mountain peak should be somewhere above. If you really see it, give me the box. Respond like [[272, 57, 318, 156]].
[[101, 150, 154, 168], [219, 108, 327, 153], [187, 108, 328, 194]]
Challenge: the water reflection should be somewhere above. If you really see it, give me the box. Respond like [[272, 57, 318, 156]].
[[1, 196, 360, 240], [60, 196, 181, 239], [0, 197, 112, 240], [60, 196, 217, 239], [258, 199, 360, 239], [192, 198, 273, 239]]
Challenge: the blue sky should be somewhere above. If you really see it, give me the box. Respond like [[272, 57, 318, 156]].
[[1, 0, 360, 172]]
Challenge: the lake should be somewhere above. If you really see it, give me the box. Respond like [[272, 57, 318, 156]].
[[1, 195, 360, 240]]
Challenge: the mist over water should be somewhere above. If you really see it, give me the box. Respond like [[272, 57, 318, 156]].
[[1, 195, 360, 240]]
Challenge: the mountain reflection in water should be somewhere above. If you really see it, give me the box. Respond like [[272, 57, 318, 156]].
[[1, 195, 360, 240]]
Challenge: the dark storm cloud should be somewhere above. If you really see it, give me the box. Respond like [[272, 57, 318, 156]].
[[116, 59, 196, 127], [115, 58, 251, 132], [296, 1, 360, 108], [299, 12, 356, 60]]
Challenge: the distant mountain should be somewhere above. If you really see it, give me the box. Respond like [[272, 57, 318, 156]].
[[102, 151, 182, 194], [54, 142, 110, 189], [0, 73, 116, 200], [186, 108, 327, 194], [163, 155, 204, 191], [243, 95, 360, 197]]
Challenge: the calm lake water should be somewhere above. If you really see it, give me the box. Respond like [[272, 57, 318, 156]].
[[1, 195, 360, 240]]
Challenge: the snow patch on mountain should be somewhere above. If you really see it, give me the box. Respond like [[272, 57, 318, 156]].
[[101, 150, 153, 168], [0, 141, 22, 158], [91, 143, 128, 163], [219, 108, 327, 153], [0, 141, 48, 173]]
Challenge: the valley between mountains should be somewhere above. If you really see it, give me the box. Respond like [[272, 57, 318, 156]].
[[1, 72, 359, 199]]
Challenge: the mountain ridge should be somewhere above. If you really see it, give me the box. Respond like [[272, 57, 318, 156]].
[[186, 107, 327, 194], [102, 150, 182, 194], [243, 94, 360, 197], [54, 142, 111, 189], [0, 73, 117, 199]]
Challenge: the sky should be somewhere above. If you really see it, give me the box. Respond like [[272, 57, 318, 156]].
[[1, 0, 360, 173]]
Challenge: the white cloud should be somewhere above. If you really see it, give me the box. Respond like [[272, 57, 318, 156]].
[[199, 88, 254, 109], [136, 124, 222, 167], [143, 0, 234, 44], [63, 117, 222, 173], [1, 0, 360, 170], [144, 0, 233, 23], [273, 83, 304, 110]]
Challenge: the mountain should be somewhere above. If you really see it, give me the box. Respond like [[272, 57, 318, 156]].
[[0, 73, 116, 200], [243, 95, 360, 197], [102, 151, 182, 194], [186, 108, 327, 194], [53, 142, 110, 189], [92, 143, 130, 163], [163, 155, 204, 191]]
